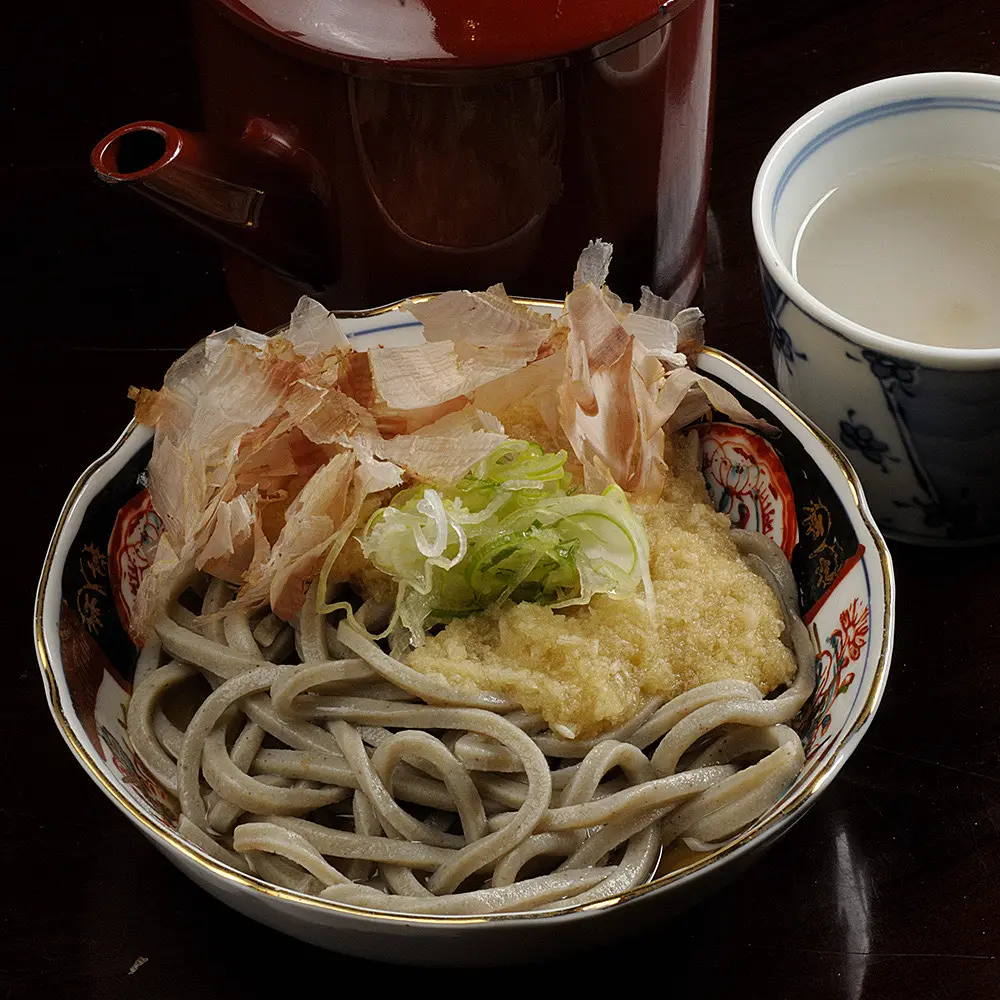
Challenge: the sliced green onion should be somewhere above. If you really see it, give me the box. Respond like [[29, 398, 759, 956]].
[[350, 441, 651, 643]]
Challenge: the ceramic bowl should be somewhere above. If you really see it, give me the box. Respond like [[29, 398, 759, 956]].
[[35, 300, 894, 965], [753, 71, 1000, 546]]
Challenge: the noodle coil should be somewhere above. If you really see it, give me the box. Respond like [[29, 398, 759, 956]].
[[125, 531, 815, 915]]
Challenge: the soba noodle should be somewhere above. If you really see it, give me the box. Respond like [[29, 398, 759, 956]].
[[126, 528, 815, 915]]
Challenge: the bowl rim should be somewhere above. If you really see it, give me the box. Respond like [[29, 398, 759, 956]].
[[752, 70, 1000, 371], [34, 296, 895, 927]]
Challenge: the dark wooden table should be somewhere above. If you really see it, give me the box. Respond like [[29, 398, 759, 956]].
[[6, 2, 1000, 996]]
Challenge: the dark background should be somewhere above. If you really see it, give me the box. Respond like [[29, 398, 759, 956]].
[[5, 1, 1000, 997]]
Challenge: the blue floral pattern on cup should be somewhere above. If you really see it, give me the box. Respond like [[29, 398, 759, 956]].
[[838, 410, 898, 473], [763, 289, 1000, 543], [760, 266, 807, 378]]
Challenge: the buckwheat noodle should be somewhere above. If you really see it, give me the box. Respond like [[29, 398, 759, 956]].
[[126, 529, 814, 915]]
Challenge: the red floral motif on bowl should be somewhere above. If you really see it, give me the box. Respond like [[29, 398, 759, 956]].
[[697, 422, 799, 560], [108, 488, 162, 639]]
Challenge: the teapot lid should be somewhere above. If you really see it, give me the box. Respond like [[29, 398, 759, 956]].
[[210, 0, 685, 68]]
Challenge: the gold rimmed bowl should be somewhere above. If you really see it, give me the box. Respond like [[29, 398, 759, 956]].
[[34, 299, 894, 964]]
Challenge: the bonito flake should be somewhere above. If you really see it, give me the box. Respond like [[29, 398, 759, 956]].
[[129, 244, 768, 640]]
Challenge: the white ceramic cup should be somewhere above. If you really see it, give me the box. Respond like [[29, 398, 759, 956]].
[[753, 72, 1000, 546]]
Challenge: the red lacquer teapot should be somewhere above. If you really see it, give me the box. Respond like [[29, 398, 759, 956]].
[[92, 0, 718, 330]]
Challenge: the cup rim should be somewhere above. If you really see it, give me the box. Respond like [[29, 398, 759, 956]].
[[752, 71, 1000, 371]]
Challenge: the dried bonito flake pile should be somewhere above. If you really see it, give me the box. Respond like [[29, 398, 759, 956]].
[[129, 241, 765, 641]]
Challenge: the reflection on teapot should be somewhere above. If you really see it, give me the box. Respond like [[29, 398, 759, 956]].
[[351, 75, 564, 251]]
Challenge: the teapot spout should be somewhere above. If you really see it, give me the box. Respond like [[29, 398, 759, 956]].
[[91, 121, 336, 291]]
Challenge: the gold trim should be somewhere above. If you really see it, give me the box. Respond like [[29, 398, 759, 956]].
[[34, 301, 894, 927]]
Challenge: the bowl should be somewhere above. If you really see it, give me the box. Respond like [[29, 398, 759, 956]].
[[34, 298, 894, 965]]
